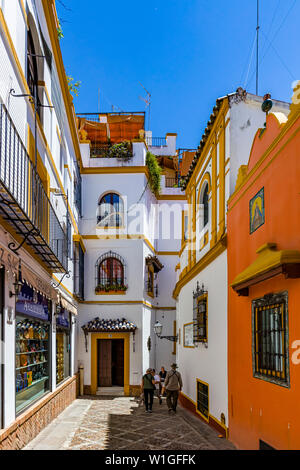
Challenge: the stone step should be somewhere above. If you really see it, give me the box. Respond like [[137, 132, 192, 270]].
[[96, 387, 124, 397]]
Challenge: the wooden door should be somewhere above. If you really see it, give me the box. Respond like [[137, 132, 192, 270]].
[[98, 339, 112, 387], [114, 340, 124, 386]]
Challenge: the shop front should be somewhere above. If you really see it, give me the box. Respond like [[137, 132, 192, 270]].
[[15, 283, 52, 415], [56, 308, 71, 385]]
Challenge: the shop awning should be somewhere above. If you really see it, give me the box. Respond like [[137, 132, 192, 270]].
[[82, 317, 137, 333], [231, 243, 300, 296], [0, 240, 19, 276], [21, 264, 58, 302], [60, 295, 78, 316]]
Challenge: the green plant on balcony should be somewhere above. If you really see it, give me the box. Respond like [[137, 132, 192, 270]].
[[67, 76, 81, 98], [146, 151, 162, 196], [107, 141, 133, 160], [95, 284, 128, 293]]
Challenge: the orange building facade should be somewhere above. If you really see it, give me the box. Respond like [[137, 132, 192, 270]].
[[227, 83, 300, 450]]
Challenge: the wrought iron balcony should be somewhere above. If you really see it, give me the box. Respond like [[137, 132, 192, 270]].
[[146, 136, 167, 147], [0, 104, 67, 272]]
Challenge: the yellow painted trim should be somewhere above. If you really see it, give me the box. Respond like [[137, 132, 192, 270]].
[[180, 391, 196, 406], [175, 263, 180, 272], [197, 172, 212, 204], [217, 116, 226, 238], [64, 164, 72, 182], [173, 236, 227, 299], [56, 125, 62, 144], [186, 100, 229, 191], [231, 243, 300, 290], [156, 251, 179, 256], [0, 9, 31, 95], [19, 0, 27, 24], [79, 299, 175, 310], [37, 81, 53, 107], [196, 378, 209, 422], [209, 413, 229, 438], [82, 234, 157, 254], [183, 322, 194, 348], [91, 332, 130, 396], [210, 142, 217, 248], [73, 234, 86, 253], [81, 166, 150, 176], [41, 0, 82, 166]]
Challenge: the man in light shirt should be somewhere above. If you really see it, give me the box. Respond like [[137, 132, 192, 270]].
[[152, 369, 162, 405]]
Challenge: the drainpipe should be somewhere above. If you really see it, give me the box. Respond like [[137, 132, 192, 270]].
[[79, 364, 84, 396]]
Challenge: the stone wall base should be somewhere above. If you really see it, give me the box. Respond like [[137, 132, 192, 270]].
[[179, 392, 228, 438], [0, 375, 77, 450]]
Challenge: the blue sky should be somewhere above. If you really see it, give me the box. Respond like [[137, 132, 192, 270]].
[[57, 0, 300, 148]]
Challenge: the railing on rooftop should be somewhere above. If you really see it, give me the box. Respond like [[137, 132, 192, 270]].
[[0, 103, 67, 272], [165, 177, 182, 188], [146, 137, 167, 147]]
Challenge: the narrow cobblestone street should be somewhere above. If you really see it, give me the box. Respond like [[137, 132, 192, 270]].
[[24, 396, 235, 451]]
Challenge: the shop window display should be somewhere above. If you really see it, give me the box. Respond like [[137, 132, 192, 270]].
[[56, 309, 71, 385], [15, 284, 51, 414]]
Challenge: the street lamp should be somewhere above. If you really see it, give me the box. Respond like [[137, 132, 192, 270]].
[[154, 320, 177, 342]]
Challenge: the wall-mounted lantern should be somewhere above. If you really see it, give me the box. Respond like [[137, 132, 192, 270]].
[[154, 321, 178, 342]]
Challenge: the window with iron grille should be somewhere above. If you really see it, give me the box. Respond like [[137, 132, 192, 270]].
[[193, 283, 208, 343], [73, 165, 82, 216], [197, 380, 209, 421], [27, 29, 42, 122], [67, 216, 72, 259], [95, 252, 127, 293], [73, 241, 84, 300], [252, 292, 289, 387]]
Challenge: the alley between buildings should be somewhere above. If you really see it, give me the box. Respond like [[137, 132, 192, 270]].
[[24, 396, 235, 451]]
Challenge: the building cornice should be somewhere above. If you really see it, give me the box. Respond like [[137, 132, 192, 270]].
[[173, 236, 227, 299]]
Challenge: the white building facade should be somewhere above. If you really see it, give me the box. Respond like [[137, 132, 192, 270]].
[[0, 0, 82, 448], [77, 124, 186, 396], [174, 89, 290, 436]]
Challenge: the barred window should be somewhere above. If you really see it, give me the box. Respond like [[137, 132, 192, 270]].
[[193, 282, 208, 343], [95, 252, 126, 293], [253, 292, 289, 386], [197, 380, 209, 421]]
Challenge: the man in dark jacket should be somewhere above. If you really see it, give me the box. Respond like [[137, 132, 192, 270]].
[[163, 363, 183, 413]]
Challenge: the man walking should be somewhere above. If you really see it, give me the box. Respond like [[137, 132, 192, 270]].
[[163, 363, 183, 413], [141, 368, 156, 413]]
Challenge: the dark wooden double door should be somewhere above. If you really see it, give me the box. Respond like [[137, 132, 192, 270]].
[[97, 339, 124, 387]]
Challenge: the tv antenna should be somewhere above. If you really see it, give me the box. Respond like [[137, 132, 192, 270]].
[[256, 0, 260, 95], [139, 82, 151, 130]]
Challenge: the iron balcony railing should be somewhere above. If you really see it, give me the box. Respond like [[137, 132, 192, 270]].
[[146, 137, 167, 147], [165, 177, 182, 188], [0, 103, 67, 272]]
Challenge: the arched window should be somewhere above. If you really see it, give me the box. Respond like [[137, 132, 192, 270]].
[[96, 252, 126, 292], [202, 184, 209, 227], [97, 193, 124, 227]]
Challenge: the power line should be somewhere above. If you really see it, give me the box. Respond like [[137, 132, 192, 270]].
[[246, 0, 297, 90], [240, 31, 257, 86], [260, 0, 281, 58], [261, 30, 295, 80]]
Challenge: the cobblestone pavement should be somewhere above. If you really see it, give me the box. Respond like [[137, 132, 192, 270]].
[[25, 396, 236, 450]]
